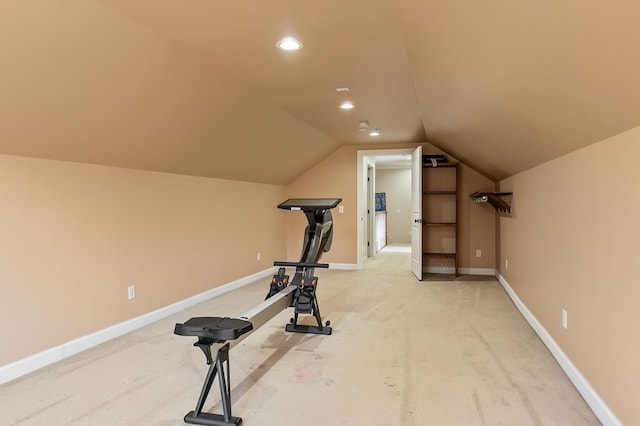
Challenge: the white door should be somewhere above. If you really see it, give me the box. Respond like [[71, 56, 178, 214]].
[[411, 146, 423, 280]]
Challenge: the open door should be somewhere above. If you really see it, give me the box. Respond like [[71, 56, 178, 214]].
[[411, 146, 423, 280]]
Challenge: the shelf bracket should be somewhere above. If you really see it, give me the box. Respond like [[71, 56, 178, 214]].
[[470, 192, 512, 213]]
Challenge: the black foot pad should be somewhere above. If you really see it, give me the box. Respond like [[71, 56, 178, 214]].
[[295, 286, 316, 313], [286, 324, 332, 335]]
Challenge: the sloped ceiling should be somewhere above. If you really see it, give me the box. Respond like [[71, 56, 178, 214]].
[[1, 0, 639, 184]]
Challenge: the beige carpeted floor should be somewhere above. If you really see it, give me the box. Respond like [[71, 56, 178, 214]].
[[0, 245, 599, 425]]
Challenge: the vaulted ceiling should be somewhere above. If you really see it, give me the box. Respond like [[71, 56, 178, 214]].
[[1, 1, 639, 184]]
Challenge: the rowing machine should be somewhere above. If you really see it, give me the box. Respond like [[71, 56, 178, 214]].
[[174, 198, 341, 425]]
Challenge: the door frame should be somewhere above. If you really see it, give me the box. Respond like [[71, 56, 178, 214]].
[[356, 148, 418, 270], [410, 146, 423, 280]]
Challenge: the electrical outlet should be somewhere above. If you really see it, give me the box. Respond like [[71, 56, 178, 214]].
[[257, 252, 261, 261], [338, 205, 344, 214], [562, 309, 568, 329], [128, 285, 135, 300], [476, 249, 482, 258]]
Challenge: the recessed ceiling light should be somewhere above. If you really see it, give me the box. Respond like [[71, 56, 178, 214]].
[[369, 129, 380, 136], [276, 37, 303, 51], [340, 101, 354, 110]]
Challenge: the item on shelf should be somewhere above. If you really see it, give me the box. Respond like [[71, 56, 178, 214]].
[[422, 154, 448, 167]]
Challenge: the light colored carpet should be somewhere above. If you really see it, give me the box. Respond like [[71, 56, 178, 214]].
[[0, 245, 599, 425]]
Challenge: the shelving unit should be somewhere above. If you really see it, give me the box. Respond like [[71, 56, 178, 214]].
[[422, 162, 459, 276]]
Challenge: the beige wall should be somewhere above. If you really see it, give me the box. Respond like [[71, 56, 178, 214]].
[[498, 125, 640, 425], [284, 147, 358, 264], [376, 168, 412, 245], [459, 164, 498, 271], [0, 154, 285, 366]]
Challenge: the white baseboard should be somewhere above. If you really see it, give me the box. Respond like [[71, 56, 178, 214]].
[[424, 267, 496, 276], [329, 263, 359, 270], [460, 267, 496, 276], [496, 272, 622, 426], [0, 267, 277, 385]]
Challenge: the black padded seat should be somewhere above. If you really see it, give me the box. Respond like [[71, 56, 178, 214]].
[[174, 317, 253, 342]]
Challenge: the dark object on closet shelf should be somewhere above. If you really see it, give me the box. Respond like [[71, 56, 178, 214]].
[[422, 154, 448, 166]]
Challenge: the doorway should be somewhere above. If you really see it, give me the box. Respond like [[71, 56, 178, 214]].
[[356, 148, 416, 270]]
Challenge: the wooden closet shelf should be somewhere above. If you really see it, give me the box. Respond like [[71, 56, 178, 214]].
[[424, 252, 457, 258], [423, 190, 456, 195]]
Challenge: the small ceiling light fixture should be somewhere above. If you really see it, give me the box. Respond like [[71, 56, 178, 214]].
[[369, 128, 380, 136], [340, 101, 355, 110], [276, 37, 303, 51], [336, 87, 350, 92], [358, 121, 369, 131]]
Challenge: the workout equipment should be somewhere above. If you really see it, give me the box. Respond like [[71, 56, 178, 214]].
[[174, 198, 341, 426]]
